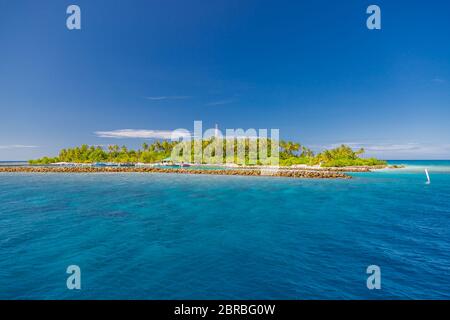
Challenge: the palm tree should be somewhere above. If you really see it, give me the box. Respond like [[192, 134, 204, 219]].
[[162, 141, 170, 153], [155, 141, 162, 152], [290, 141, 300, 155], [301, 146, 314, 157], [281, 140, 300, 156]]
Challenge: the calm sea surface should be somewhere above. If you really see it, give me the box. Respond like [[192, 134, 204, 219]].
[[0, 161, 449, 299]]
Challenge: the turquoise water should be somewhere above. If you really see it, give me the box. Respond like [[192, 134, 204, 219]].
[[385, 160, 450, 173], [0, 161, 449, 299]]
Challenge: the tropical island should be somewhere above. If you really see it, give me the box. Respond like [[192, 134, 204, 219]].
[[27, 139, 386, 168], [0, 139, 390, 179]]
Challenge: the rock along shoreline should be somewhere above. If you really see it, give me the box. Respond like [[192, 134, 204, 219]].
[[0, 166, 352, 179]]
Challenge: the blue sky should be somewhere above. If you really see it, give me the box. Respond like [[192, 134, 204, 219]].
[[0, 0, 449, 160]]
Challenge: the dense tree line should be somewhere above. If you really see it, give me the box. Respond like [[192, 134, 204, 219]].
[[29, 139, 386, 167]]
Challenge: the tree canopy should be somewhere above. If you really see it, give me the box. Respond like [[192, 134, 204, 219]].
[[29, 140, 386, 167]]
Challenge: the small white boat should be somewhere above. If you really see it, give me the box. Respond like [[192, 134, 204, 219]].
[[425, 168, 431, 184]]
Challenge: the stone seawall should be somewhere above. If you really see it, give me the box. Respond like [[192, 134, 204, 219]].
[[0, 166, 351, 179]]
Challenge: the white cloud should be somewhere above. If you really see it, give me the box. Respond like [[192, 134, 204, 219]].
[[432, 78, 446, 84], [324, 142, 421, 152], [315, 142, 450, 159], [95, 129, 191, 139], [144, 96, 191, 101], [0, 145, 39, 149], [206, 99, 235, 106]]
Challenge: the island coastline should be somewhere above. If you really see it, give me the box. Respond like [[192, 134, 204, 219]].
[[0, 165, 352, 179]]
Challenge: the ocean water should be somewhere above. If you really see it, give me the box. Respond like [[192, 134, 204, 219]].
[[0, 161, 449, 299], [0, 161, 28, 167]]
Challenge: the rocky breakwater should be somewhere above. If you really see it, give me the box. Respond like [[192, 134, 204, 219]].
[[0, 166, 351, 179], [330, 165, 388, 172]]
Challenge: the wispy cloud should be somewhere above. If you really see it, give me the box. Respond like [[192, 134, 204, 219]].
[[323, 142, 422, 152], [144, 96, 191, 101], [95, 129, 191, 139], [206, 99, 235, 106], [432, 77, 447, 84], [0, 145, 39, 149], [315, 142, 450, 158]]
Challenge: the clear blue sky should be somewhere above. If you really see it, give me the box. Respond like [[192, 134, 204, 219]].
[[1, 0, 449, 160]]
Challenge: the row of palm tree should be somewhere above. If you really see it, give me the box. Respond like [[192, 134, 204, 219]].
[[29, 139, 384, 167]]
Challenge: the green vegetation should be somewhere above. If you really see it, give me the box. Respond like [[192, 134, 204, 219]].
[[29, 140, 386, 167], [314, 145, 386, 167], [29, 142, 178, 165], [279, 140, 316, 166]]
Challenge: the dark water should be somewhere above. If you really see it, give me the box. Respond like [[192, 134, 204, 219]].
[[0, 161, 449, 299]]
